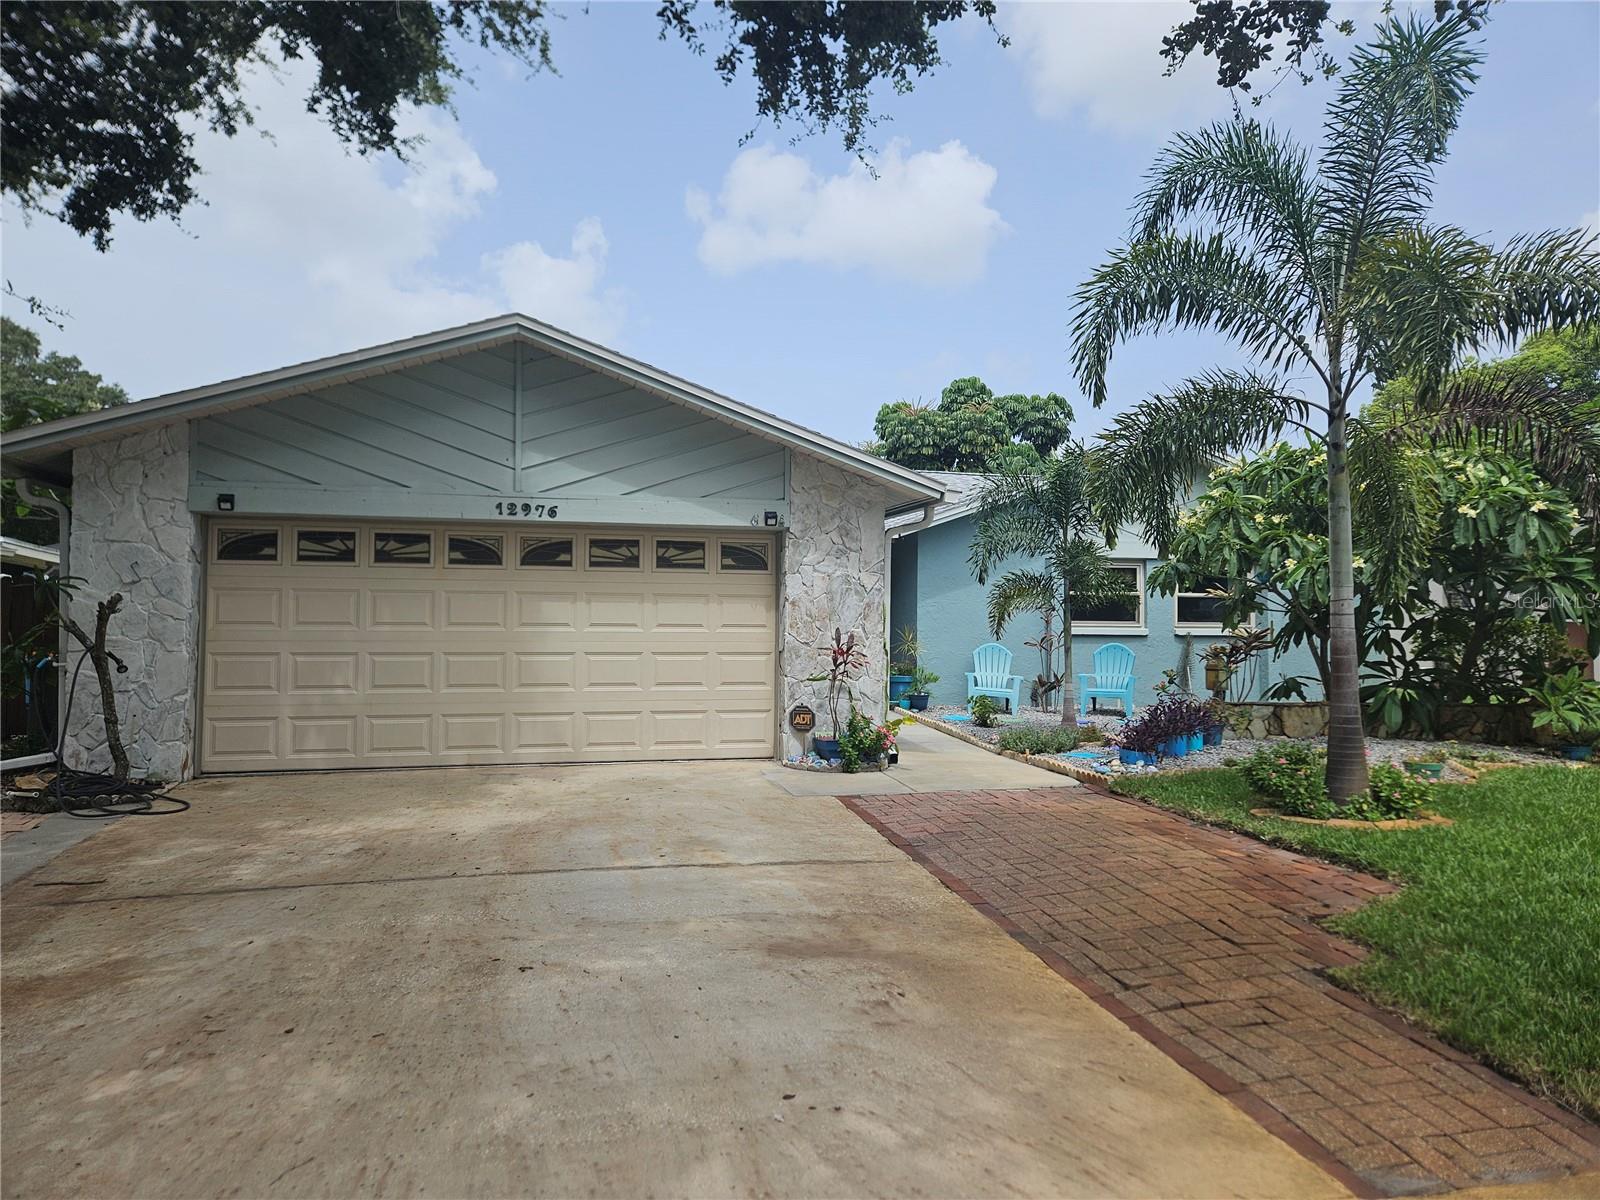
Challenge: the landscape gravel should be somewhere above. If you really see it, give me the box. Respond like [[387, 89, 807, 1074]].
[[919, 704, 1560, 780]]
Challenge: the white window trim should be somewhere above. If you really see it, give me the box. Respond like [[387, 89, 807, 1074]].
[[1071, 560, 1147, 635], [371, 528, 434, 568], [444, 531, 507, 569], [716, 537, 773, 574], [1173, 578, 1256, 634], [214, 524, 281, 565], [651, 536, 709, 572], [516, 533, 577, 570], [293, 527, 359, 567]]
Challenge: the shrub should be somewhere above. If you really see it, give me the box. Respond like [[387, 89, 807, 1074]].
[[969, 694, 1003, 728], [1240, 746, 1433, 820], [1240, 744, 1331, 817], [998, 726, 1079, 755], [838, 708, 895, 773]]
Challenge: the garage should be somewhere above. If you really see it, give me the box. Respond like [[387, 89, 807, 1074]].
[[2, 314, 942, 780], [202, 520, 777, 770]]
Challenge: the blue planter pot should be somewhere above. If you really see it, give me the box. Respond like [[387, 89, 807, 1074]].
[[889, 675, 913, 703], [1187, 732, 1204, 753], [1561, 744, 1593, 761], [1203, 725, 1224, 747], [1162, 737, 1188, 759], [906, 694, 930, 712], [812, 737, 841, 760], [1118, 748, 1157, 766]]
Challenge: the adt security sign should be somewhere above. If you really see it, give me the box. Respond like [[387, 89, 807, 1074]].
[[788, 704, 815, 733]]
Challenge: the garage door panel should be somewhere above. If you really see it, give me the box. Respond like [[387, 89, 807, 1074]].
[[369, 653, 435, 693], [202, 521, 775, 770]]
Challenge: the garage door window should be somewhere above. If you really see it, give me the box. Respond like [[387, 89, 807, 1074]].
[[447, 533, 504, 567], [295, 529, 356, 564], [588, 537, 640, 568], [216, 528, 279, 563], [719, 540, 769, 572], [655, 539, 706, 570], [374, 531, 432, 566], [519, 535, 574, 567]]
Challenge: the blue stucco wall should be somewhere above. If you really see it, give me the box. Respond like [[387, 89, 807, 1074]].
[[893, 514, 1322, 710]]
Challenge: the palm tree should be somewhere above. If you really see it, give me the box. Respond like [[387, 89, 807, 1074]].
[[1071, 15, 1600, 802], [968, 445, 1133, 725]]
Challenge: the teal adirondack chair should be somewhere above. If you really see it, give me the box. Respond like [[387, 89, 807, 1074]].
[[1078, 643, 1137, 717], [966, 642, 1025, 713]]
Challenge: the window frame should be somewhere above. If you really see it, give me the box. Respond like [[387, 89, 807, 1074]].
[[516, 534, 576, 570], [653, 537, 708, 572], [214, 526, 281, 565], [293, 528, 358, 566], [586, 535, 642, 570], [371, 529, 434, 568], [1173, 575, 1252, 633], [716, 538, 772, 574], [1070, 561, 1146, 633], [445, 531, 506, 569]]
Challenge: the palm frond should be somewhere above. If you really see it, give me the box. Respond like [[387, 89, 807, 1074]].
[[985, 569, 1059, 639], [1478, 229, 1600, 347], [1093, 369, 1313, 551], [1320, 14, 1481, 290], [1133, 120, 1326, 309], [1070, 233, 1320, 407], [1346, 418, 1440, 597]]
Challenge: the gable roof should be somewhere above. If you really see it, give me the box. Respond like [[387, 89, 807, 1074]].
[[1, 314, 944, 501]]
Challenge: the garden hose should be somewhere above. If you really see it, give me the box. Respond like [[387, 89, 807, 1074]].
[[6, 649, 189, 818]]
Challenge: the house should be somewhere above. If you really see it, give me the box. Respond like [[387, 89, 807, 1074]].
[[1, 315, 944, 779], [1, 536, 60, 761], [887, 473, 1322, 711]]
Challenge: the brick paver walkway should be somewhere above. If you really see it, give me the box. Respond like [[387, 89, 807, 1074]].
[[843, 787, 1600, 1197]]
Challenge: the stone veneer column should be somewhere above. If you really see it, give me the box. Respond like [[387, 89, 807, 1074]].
[[64, 425, 203, 780], [779, 453, 893, 756]]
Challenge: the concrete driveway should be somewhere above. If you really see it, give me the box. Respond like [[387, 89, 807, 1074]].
[[2, 725, 1343, 1198]]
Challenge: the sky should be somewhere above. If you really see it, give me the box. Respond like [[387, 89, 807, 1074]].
[[3, 1, 1597, 446]]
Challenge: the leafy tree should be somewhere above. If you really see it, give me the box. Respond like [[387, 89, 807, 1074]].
[[968, 445, 1131, 725], [1072, 15, 1600, 802], [1, 317, 128, 542], [2, 0, 1000, 251], [874, 377, 1072, 471], [1161, 0, 1490, 94]]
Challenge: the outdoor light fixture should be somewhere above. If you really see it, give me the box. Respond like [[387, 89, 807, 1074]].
[[764, 511, 779, 527], [217, 494, 235, 511]]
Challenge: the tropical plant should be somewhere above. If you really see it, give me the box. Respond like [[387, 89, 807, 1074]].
[[872, 377, 1073, 471], [1074, 15, 1600, 800], [906, 666, 940, 697], [1526, 669, 1600, 746], [969, 444, 1134, 725], [968, 694, 1003, 728], [1241, 744, 1331, 817], [807, 628, 868, 737], [889, 625, 922, 675], [1108, 708, 1163, 755]]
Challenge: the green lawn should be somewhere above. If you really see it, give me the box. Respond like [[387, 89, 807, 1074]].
[[1111, 764, 1600, 1120]]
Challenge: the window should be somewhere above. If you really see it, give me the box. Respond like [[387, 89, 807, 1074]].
[[448, 534, 504, 566], [295, 530, 355, 564], [719, 541, 770, 572], [1072, 564, 1143, 628], [519, 535, 574, 568], [588, 537, 640, 569], [655, 539, 706, 570], [1175, 576, 1233, 629], [373, 531, 432, 566], [216, 528, 278, 563]]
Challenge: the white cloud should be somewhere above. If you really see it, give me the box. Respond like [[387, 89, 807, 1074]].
[[999, 1, 1233, 135], [0, 57, 626, 396], [686, 141, 1005, 286]]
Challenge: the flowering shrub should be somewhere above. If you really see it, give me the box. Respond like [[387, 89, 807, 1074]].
[[838, 707, 896, 773], [1241, 746, 1431, 820], [1241, 744, 1330, 817]]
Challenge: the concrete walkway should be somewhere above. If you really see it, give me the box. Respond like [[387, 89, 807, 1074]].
[[0, 731, 1342, 1199]]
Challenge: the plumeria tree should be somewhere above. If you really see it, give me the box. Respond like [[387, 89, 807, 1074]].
[[1072, 15, 1600, 801], [968, 445, 1132, 725]]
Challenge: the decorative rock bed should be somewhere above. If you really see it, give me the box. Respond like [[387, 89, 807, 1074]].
[[914, 704, 1565, 781], [782, 753, 889, 773]]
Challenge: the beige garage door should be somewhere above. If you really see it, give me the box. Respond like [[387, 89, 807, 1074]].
[[200, 521, 777, 771]]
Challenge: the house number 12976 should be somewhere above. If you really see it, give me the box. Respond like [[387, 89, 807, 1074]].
[[494, 501, 559, 518]]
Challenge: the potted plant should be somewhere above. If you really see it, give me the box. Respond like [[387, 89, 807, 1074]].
[[1203, 698, 1227, 747], [889, 625, 919, 709], [1403, 758, 1445, 779], [1527, 668, 1600, 761], [1111, 709, 1160, 765], [905, 665, 940, 712], [806, 627, 868, 760]]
